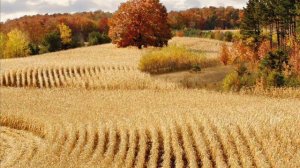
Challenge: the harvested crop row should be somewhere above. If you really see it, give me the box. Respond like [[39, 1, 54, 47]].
[[1, 114, 299, 168], [0, 65, 177, 90]]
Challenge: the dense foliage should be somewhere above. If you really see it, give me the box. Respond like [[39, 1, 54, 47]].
[[0, 11, 111, 43], [109, 0, 172, 49], [2, 29, 30, 58], [88, 31, 111, 46], [0, 11, 112, 58], [40, 32, 62, 53], [221, 0, 300, 92], [168, 7, 243, 30], [241, 0, 299, 48]]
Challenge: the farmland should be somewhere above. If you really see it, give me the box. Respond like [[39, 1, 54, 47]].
[[1, 37, 300, 167]]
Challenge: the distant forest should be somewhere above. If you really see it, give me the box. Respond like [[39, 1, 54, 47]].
[[0, 11, 112, 43], [168, 7, 243, 30], [0, 7, 242, 43]]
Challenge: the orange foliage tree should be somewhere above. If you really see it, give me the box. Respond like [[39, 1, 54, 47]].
[[258, 40, 272, 59], [287, 38, 300, 75], [109, 0, 171, 49], [220, 43, 230, 65]]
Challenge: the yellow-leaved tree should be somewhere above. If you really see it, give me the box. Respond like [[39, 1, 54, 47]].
[[4, 29, 30, 58], [0, 33, 6, 58], [58, 23, 72, 47]]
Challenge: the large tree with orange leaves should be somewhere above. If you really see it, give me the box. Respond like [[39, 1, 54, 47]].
[[109, 0, 171, 49]]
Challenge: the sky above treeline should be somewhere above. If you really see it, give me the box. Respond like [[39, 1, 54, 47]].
[[1, 0, 247, 22]]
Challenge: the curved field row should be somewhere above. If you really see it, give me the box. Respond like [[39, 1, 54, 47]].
[[0, 65, 177, 90], [1, 114, 300, 168]]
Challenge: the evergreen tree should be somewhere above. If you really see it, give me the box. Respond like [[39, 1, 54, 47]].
[[242, 0, 300, 49], [41, 32, 62, 53], [241, 0, 262, 42], [296, 0, 300, 39]]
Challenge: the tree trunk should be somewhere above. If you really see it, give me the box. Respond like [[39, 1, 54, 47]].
[[270, 23, 273, 49], [276, 20, 281, 48]]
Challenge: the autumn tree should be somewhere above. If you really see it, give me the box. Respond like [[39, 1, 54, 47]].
[[98, 18, 109, 33], [4, 29, 30, 58], [0, 33, 6, 58], [109, 0, 171, 49], [58, 23, 72, 48], [220, 43, 231, 65], [167, 7, 242, 30]]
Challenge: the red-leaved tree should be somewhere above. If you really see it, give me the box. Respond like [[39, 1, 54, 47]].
[[109, 0, 171, 49]]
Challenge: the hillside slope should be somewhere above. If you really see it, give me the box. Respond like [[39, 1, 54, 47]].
[[1, 38, 299, 167]]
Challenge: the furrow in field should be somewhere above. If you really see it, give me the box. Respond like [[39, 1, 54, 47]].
[[189, 117, 213, 168], [123, 129, 138, 168], [196, 117, 227, 168], [229, 125, 255, 168], [113, 127, 129, 167], [134, 128, 147, 168], [90, 125, 107, 162], [101, 125, 117, 166], [170, 123, 185, 168]]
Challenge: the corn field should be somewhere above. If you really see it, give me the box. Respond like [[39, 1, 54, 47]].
[[1, 38, 300, 168], [0, 65, 176, 90]]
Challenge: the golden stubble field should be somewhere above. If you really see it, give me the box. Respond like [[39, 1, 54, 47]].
[[1, 38, 300, 168]]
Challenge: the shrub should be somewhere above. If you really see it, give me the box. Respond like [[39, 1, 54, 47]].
[[266, 71, 285, 87], [223, 71, 256, 92], [258, 40, 272, 59], [224, 31, 233, 42], [223, 71, 240, 91], [230, 41, 256, 66], [233, 31, 242, 41], [3, 29, 30, 58], [285, 75, 300, 87], [88, 31, 111, 46], [139, 45, 219, 74], [41, 31, 62, 53], [202, 31, 213, 38], [88, 32, 101, 45], [260, 49, 289, 72], [223, 64, 256, 92], [220, 43, 230, 65], [191, 64, 201, 72], [28, 43, 40, 55], [287, 37, 300, 75], [213, 31, 224, 41], [70, 35, 84, 48]]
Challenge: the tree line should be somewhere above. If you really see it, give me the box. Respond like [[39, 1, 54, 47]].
[[0, 6, 243, 58], [168, 6, 243, 30], [0, 10, 112, 58], [220, 0, 300, 91], [241, 0, 300, 48], [0, 10, 111, 44]]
